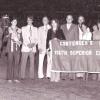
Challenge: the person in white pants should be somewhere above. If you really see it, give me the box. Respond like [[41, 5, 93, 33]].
[[38, 16, 51, 79]]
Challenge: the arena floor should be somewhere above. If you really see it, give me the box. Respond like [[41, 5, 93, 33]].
[[0, 56, 100, 100]]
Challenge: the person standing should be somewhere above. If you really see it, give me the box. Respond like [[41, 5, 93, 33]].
[[93, 23, 100, 40], [46, 19, 66, 82], [81, 23, 92, 80], [21, 16, 38, 80], [78, 16, 90, 40], [61, 15, 79, 80], [78, 16, 85, 40], [92, 21, 100, 81], [7, 18, 21, 83], [38, 16, 51, 79], [76, 16, 91, 79], [61, 15, 79, 41], [90, 24, 98, 80]]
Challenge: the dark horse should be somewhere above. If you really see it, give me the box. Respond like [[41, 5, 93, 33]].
[[1, 15, 10, 56]]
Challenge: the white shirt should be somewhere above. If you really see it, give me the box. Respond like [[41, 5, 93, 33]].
[[66, 24, 72, 30], [38, 25, 51, 52], [78, 25, 83, 40], [82, 31, 92, 41], [21, 25, 38, 52], [78, 25, 91, 40]]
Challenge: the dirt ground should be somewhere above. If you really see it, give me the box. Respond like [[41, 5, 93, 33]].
[[0, 56, 100, 100]]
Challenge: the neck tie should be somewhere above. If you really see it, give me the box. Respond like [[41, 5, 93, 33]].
[[29, 26, 32, 36], [29, 26, 32, 44]]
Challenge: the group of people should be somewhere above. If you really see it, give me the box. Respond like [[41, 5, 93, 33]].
[[0, 14, 100, 83]]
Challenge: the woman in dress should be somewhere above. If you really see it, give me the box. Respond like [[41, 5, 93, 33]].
[[46, 19, 65, 82], [7, 18, 22, 83]]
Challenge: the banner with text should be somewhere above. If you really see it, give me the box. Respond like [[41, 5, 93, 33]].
[[51, 39, 100, 73]]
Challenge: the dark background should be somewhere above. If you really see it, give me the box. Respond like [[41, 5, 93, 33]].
[[0, 0, 100, 27]]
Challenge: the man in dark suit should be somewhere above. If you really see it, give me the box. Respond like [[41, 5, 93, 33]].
[[61, 15, 79, 80], [61, 15, 79, 41]]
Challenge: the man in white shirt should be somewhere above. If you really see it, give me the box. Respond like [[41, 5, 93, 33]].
[[38, 16, 51, 79], [21, 16, 38, 80], [78, 16, 90, 40], [77, 16, 91, 79], [78, 16, 85, 40]]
